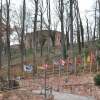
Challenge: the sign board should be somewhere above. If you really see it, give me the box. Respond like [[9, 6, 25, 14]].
[[24, 64, 33, 73], [38, 65, 45, 70]]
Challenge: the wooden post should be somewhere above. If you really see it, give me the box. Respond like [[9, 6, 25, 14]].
[[44, 65, 47, 99], [97, 61, 99, 73], [65, 61, 68, 83], [57, 64, 61, 91], [59, 65, 61, 91], [52, 63, 54, 90], [53, 64, 54, 76], [75, 57, 77, 75], [37, 65, 39, 79], [83, 56, 85, 73], [67, 63, 69, 81], [90, 62, 92, 73]]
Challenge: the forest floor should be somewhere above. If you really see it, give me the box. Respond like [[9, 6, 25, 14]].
[[0, 73, 100, 100]]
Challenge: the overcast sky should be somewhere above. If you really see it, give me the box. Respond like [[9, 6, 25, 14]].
[[10, 0, 95, 23], [2, 0, 95, 22], [2, 0, 95, 45], [11, 0, 94, 12], [8, 0, 95, 15]]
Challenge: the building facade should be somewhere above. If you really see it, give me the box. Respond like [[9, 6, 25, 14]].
[[25, 30, 61, 49]]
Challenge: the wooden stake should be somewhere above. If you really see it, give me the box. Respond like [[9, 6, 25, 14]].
[[97, 61, 99, 73], [53, 64, 54, 76], [65, 63, 68, 82], [57, 65, 61, 91], [67, 63, 69, 78], [75, 57, 77, 75], [83, 56, 85, 73], [90, 62, 92, 73]]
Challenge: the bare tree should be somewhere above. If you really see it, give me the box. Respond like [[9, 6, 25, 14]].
[[39, 36, 46, 56], [39, 0, 46, 56], [12, 0, 26, 72], [53, 21, 59, 47], [98, 0, 100, 40], [55, 0, 67, 59], [0, 0, 2, 69], [13, 7, 33, 48], [6, 0, 11, 85], [75, 0, 81, 54], [80, 18, 84, 47], [40, 0, 43, 32], [65, 7, 70, 50], [20, 0, 26, 72], [32, 0, 39, 73], [60, 0, 66, 59], [70, 0, 74, 51], [75, 0, 84, 48], [46, 0, 51, 56], [42, 1, 56, 48], [76, 19, 81, 54], [86, 17, 90, 42], [94, 0, 97, 41]]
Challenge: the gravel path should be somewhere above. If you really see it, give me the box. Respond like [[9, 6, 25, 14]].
[[32, 90, 95, 100]]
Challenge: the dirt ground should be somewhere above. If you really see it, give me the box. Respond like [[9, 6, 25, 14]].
[[0, 74, 100, 100]]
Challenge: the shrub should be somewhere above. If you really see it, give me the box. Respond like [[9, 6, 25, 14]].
[[96, 55, 100, 65], [94, 74, 100, 86]]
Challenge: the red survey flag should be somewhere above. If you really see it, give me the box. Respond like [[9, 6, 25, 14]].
[[67, 57, 73, 64], [59, 59, 65, 66], [76, 56, 82, 65], [43, 64, 48, 69]]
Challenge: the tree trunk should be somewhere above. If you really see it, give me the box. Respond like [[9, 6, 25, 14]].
[[94, 1, 97, 41], [6, 0, 11, 85], [40, 46, 43, 56], [76, 16, 81, 54], [98, 0, 100, 40], [0, 37, 2, 69], [70, 0, 73, 50], [75, 0, 84, 48], [32, 0, 38, 74], [0, 0, 2, 69], [65, 7, 69, 50], [20, 0, 26, 72], [60, 0, 66, 59], [40, 2, 43, 56], [80, 19, 84, 48], [86, 17, 89, 42], [66, 28, 69, 50], [75, 0, 81, 54], [52, 38, 55, 47], [47, 0, 51, 57]]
